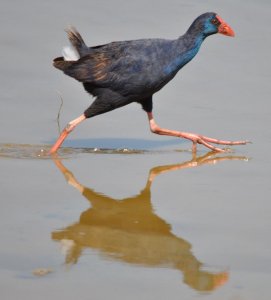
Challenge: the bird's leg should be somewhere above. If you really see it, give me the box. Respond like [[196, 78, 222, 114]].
[[147, 112, 248, 153], [49, 114, 86, 154]]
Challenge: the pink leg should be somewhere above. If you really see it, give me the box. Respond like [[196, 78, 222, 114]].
[[147, 112, 248, 153], [49, 114, 86, 154]]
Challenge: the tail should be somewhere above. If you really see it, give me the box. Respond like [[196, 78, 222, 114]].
[[65, 26, 89, 56], [59, 26, 89, 62], [53, 26, 90, 70]]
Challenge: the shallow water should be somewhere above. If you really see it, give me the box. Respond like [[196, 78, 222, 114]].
[[1, 1, 271, 300]]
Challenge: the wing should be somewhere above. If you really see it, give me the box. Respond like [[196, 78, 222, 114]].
[[54, 39, 177, 97]]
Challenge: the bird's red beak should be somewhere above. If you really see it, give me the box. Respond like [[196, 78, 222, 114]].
[[216, 15, 235, 37]]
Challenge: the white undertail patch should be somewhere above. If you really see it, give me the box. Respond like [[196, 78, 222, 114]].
[[62, 45, 80, 61]]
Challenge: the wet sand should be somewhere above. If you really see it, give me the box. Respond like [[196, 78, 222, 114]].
[[1, 1, 271, 299]]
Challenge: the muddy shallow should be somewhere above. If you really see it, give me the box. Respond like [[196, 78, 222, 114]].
[[0, 1, 271, 300]]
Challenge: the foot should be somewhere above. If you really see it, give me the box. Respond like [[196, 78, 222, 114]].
[[147, 112, 249, 153]]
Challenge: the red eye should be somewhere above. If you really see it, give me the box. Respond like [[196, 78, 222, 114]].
[[211, 18, 219, 25]]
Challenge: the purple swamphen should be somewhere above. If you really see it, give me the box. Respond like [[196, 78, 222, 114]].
[[49, 12, 248, 154]]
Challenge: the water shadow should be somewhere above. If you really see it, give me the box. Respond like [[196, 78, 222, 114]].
[[48, 137, 184, 150], [52, 153, 247, 292]]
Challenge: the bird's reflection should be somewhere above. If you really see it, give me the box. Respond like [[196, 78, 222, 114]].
[[52, 152, 247, 292]]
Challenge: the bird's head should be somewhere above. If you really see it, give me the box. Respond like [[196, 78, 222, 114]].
[[187, 12, 235, 38]]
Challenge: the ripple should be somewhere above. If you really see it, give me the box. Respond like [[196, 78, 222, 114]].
[[0, 143, 179, 159], [0, 143, 51, 159]]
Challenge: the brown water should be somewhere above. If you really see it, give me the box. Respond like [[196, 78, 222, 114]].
[[1, 1, 270, 299]]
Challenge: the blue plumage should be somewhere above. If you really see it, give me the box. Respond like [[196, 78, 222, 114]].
[[164, 37, 202, 75]]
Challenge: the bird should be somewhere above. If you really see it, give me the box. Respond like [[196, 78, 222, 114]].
[[49, 12, 248, 154]]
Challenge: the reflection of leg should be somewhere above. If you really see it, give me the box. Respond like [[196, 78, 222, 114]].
[[147, 151, 248, 183], [147, 112, 248, 153], [49, 114, 86, 154], [53, 158, 84, 193]]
